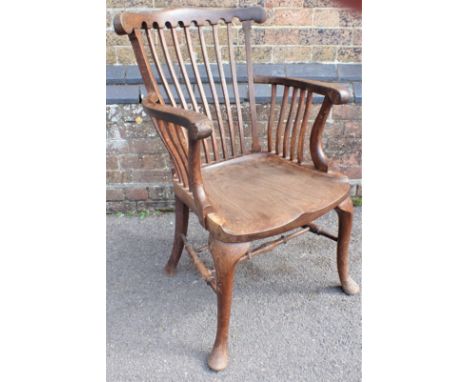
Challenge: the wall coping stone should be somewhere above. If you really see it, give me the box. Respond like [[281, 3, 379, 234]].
[[106, 63, 362, 104]]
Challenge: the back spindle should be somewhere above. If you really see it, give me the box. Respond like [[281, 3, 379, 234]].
[[183, 25, 219, 162], [297, 90, 314, 164], [283, 87, 299, 158], [276, 86, 290, 155], [289, 88, 306, 161], [227, 23, 245, 155], [213, 23, 236, 157], [198, 25, 228, 160], [157, 26, 188, 110]]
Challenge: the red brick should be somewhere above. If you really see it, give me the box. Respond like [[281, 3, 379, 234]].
[[106, 47, 116, 65], [324, 121, 344, 137], [343, 166, 361, 179], [142, 155, 162, 169], [304, 0, 337, 6], [128, 169, 171, 183], [106, 171, 125, 184], [106, 11, 113, 29], [267, 8, 314, 26], [337, 47, 362, 63], [106, 156, 119, 170], [332, 105, 362, 121], [120, 121, 157, 139], [125, 1, 155, 8], [312, 46, 337, 62], [119, 155, 143, 170], [106, 31, 129, 47], [169, 0, 237, 6], [106, 189, 125, 201], [107, 140, 129, 154], [125, 188, 149, 201], [265, 0, 303, 8], [148, 187, 164, 200], [343, 121, 361, 137], [106, 0, 125, 6], [353, 29, 362, 45], [272, 46, 312, 63], [116, 47, 136, 65], [234, 46, 272, 63], [313, 9, 340, 27], [299, 28, 353, 46], [328, 162, 361, 179], [339, 9, 362, 28], [264, 28, 300, 45], [238, 28, 265, 45], [128, 139, 160, 154]]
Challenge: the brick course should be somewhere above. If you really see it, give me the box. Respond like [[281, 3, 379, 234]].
[[106, 102, 362, 212], [106, 1, 361, 65]]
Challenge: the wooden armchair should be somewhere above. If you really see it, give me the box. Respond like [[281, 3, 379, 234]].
[[114, 6, 359, 371]]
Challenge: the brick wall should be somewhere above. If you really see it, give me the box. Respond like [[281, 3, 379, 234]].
[[106, 0, 362, 213], [107, 0, 361, 65], [106, 101, 361, 212]]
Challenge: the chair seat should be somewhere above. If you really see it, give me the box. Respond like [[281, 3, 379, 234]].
[[202, 153, 350, 242]]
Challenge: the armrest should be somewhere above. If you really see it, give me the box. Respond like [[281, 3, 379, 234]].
[[142, 98, 213, 140], [142, 97, 214, 224], [254, 75, 352, 105], [255, 75, 352, 172]]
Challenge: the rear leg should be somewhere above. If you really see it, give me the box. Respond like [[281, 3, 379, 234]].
[[164, 196, 189, 275]]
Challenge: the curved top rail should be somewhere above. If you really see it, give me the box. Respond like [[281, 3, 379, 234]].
[[114, 6, 267, 35]]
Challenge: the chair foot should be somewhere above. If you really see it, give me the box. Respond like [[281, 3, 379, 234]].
[[164, 196, 189, 276], [207, 235, 250, 372], [341, 277, 360, 295], [335, 197, 360, 296], [164, 264, 177, 276], [208, 344, 229, 371]]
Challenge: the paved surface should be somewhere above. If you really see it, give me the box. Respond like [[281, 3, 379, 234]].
[[107, 208, 361, 382]]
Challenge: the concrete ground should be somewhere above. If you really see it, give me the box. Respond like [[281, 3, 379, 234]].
[[107, 208, 361, 382]]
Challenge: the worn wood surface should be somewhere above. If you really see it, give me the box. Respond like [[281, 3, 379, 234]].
[[202, 153, 349, 242]]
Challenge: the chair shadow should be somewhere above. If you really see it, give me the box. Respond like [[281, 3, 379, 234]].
[[319, 285, 347, 295], [108, 230, 360, 375]]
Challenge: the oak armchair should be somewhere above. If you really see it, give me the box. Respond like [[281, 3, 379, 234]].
[[114, 6, 359, 371]]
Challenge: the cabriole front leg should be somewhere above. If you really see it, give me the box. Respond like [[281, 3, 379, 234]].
[[335, 197, 360, 295], [208, 235, 250, 372]]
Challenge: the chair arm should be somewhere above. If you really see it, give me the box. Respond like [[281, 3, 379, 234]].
[[142, 98, 214, 224], [142, 98, 213, 140], [255, 75, 353, 172], [254, 75, 352, 105]]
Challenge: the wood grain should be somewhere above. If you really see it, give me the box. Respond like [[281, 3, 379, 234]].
[[203, 153, 350, 242]]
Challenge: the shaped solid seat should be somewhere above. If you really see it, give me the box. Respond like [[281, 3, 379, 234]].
[[203, 153, 350, 242]]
